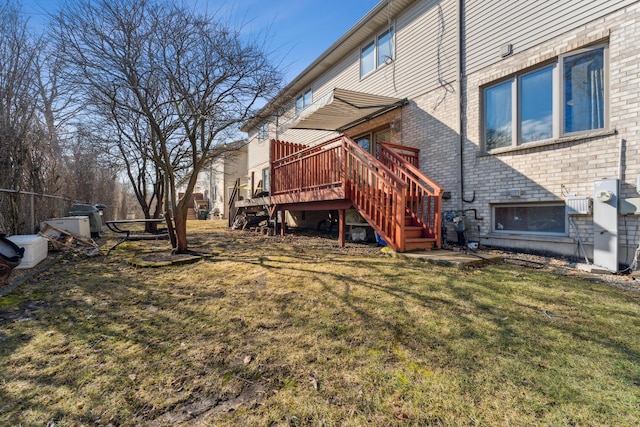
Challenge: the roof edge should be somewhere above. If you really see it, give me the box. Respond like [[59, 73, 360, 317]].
[[240, 0, 417, 133]]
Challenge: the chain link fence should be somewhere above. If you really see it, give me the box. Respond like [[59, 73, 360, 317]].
[[0, 189, 79, 236]]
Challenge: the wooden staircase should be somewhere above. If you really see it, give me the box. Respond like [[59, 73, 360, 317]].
[[269, 136, 443, 252]]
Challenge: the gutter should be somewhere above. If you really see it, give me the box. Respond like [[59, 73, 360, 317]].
[[456, 0, 464, 211]]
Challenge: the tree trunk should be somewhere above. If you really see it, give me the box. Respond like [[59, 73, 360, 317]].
[[173, 202, 189, 253], [165, 209, 177, 249]]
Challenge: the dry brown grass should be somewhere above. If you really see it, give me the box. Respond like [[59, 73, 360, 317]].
[[1, 220, 639, 426]]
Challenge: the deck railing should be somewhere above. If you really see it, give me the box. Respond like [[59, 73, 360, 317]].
[[271, 137, 344, 197], [379, 143, 443, 247]]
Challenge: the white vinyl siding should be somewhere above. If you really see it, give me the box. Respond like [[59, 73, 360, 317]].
[[465, 0, 633, 74], [307, 0, 456, 106]]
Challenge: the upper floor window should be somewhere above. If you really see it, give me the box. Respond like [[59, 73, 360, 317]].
[[361, 27, 394, 78], [258, 123, 268, 141], [484, 44, 606, 151], [295, 89, 312, 114]]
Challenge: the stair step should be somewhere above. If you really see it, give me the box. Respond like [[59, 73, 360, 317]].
[[404, 237, 437, 252], [404, 226, 424, 238]]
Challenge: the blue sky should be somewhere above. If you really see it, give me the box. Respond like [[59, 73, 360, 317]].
[[20, 0, 380, 82]]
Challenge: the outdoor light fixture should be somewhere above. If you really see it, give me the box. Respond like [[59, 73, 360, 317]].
[[500, 43, 513, 57]]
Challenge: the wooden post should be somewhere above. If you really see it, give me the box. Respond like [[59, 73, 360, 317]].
[[29, 193, 35, 234], [338, 209, 345, 247], [280, 210, 286, 237], [273, 207, 278, 235], [251, 171, 255, 197]]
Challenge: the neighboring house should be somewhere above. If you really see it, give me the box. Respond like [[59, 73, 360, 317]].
[[240, 0, 640, 272], [178, 143, 247, 219]]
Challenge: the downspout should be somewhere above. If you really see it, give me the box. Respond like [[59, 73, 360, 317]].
[[456, 0, 464, 211]]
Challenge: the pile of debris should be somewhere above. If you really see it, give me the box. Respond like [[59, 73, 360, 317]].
[[39, 223, 101, 257], [231, 211, 270, 231]]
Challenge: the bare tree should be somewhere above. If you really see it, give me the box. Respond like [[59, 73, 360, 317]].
[[0, 3, 39, 191], [53, 0, 282, 253], [106, 111, 166, 231], [0, 3, 55, 232]]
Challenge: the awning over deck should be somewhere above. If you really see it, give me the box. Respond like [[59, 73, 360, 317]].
[[289, 88, 406, 132]]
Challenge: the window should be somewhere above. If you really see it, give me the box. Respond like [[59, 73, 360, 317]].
[[258, 123, 268, 141], [493, 203, 566, 235], [355, 136, 371, 153], [354, 128, 391, 156], [377, 29, 393, 67], [562, 47, 605, 133], [483, 45, 606, 151], [295, 89, 313, 114], [360, 27, 394, 78], [520, 66, 553, 143], [485, 80, 513, 150], [361, 41, 375, 77]]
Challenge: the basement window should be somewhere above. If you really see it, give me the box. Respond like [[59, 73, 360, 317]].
[[492, 203, 567, 236]]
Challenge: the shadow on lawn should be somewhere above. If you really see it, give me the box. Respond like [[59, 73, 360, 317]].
[[2, 226, 640, 425]]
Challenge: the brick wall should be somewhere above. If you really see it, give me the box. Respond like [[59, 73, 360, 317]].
[[459, 3, 640, 260], [393, 2, 640, 259]]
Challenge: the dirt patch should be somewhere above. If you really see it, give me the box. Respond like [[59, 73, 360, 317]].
[[150, 382, 266, 425], [129, 250, 218, 267]]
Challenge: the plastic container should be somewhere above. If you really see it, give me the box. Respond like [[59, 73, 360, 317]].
[[41, 216, 91, 238], [7, 235, 47, 269], [68, 204, 101, 237], [374, 231, 387, 247], [350, 228, 367, 241]]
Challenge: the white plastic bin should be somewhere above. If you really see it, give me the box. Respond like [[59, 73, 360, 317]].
[[7, 235, 48, 269], [41, 216, 91, 238]]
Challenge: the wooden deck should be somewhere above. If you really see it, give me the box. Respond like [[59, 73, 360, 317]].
[[265, 136, 443, 252]]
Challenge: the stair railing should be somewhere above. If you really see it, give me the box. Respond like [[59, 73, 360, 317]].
[[341, 137, 408, 251], [377, 141, 420, 168], [379, 143, 443, 247]]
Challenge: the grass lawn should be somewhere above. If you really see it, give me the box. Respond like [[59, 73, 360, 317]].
[[1, 220, 639, 426]]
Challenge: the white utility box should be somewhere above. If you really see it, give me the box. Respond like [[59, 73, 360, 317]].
[[41, 216, 91, 238], [593, 179, 619, 272], [7, 234, 48, 269], [565, 196, 592, 215]]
